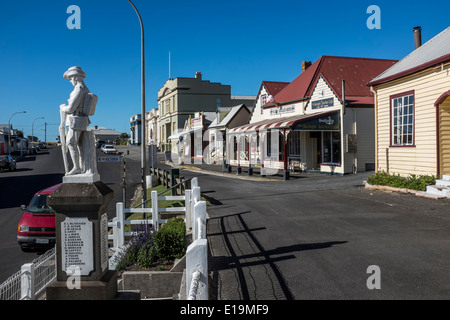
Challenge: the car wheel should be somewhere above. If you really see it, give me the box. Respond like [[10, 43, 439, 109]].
[[20, 245, 32, 252]]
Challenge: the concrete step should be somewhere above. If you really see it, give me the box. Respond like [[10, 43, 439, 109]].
[[426, 185, 450, 197], [415, 191, 447, 199], [436, 179, 450, 187]]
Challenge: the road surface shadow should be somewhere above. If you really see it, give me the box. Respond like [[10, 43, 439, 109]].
[[0, 173, 64, 209], [207, 211, 347, 300]]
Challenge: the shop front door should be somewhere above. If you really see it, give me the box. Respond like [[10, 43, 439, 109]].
[[438, 96, 450, 176]]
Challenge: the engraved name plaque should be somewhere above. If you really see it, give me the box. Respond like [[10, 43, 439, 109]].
[[61, 217, 94, 276]]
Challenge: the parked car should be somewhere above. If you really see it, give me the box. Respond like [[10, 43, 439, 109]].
[[96, 140, 105, 148], [0, 155, 16, 172], [37, 142, 46, 149], [28, 147, 38, 155], [17, 184, 61, 251], [101, 144, 117, 154]]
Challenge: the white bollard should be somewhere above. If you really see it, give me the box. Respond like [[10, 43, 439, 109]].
[[186, 238, 208, 300], [193, 201, 206, 241], [20, 263, 35, 300]]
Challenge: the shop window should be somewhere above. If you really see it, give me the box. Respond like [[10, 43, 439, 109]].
[[266, 130, 283, 161], [233, 136, 238, 160], [322, 131, 341, 164], [266, 131, 272, 157], [391, 92, 414, 146], [238, 135, 249, 160], [288, 131, 301, 156]]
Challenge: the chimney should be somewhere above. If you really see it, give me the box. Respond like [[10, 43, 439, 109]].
[[302, 61, 312, 72], [195, 71, 202, 80], [413, 26, 422, 49]]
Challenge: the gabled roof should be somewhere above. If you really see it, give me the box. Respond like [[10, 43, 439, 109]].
[[369, 26, 450, 86], [267, 56, 397, 107], [261, 81, 290, 97], [209, 104, 250, 128]]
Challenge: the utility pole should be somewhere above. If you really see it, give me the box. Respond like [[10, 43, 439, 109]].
[[127, 0, 147, 212]]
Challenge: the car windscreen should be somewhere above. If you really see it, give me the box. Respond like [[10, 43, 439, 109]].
[[27, 194, 55, 214]]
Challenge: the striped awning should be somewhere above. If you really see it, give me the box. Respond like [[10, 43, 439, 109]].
[[228, 110, 338, 133]]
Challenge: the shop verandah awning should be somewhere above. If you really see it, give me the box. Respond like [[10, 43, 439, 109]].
[[228, 110, 339, 133]]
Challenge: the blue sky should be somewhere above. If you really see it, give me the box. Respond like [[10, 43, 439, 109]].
[[0, 0, 448, 142]]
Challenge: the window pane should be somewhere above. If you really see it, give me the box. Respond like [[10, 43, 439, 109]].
[[323, 132, 331, 163], [332, 132, 341, 164]]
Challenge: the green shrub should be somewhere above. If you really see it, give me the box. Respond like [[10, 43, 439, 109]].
[[154, 217, 186, 260], [137, 241, 158, 268], [114, 218, 186, 270], [367, 171, 436, 191]]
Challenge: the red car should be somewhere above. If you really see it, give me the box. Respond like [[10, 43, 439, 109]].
[[17, 184, 61, 251]]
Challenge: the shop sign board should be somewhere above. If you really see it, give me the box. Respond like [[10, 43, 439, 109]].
[[294, 112, 340, 131], [270, 104, 296, 116], [311, 98, 334, 109]]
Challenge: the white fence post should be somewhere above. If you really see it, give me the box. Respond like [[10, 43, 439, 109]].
[[193, 201, 206, 241], [191, 186, 201, 230], [151, 190, 159, 231], [186, 238, 208, 300], [116, 202, 125, 248], [185, 189, 192, 231], [20, 263, 35, 300], [191, 177, 198, 189], [112, 217, 118, 249]]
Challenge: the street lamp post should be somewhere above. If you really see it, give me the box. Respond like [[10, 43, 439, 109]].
[[127, 0, 147, 210], [8, 111, 26, 156], [32, 117, 44, 145]]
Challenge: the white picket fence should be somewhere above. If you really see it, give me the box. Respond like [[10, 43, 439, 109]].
[[186, 181, 208, 300], [0, 247, 56, 300], [108, 177, 209, 300]]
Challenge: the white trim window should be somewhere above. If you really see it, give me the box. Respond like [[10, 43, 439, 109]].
[[391, 93, 414, 146]]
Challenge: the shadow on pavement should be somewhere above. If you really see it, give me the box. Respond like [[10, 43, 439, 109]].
[[208, 210, 347, 300], [0, 173, 64, 209]]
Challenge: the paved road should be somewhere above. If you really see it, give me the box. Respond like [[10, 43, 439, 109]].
[[0, 147, 65, 283], [174, 166, 450, 299], [0, 145, 142, 284]]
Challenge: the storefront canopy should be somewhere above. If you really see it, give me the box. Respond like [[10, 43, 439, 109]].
[[228, 110, 339, 133]]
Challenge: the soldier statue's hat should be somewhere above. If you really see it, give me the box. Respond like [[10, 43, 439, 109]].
[[63, 66, 86, 80]]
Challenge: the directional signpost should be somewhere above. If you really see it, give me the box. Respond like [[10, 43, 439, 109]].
[[98, 156, 123, 162]]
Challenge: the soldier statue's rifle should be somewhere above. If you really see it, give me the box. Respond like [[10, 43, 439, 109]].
[[59, 107, 69, 173]]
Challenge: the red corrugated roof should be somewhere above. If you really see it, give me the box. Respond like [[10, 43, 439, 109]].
[[268, 56, 397, 106], [262, 81, 290, 97]]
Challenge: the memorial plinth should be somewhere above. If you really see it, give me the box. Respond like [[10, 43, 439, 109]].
[[46, 181, 117, 300]]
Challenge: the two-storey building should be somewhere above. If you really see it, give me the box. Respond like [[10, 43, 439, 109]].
[[227, 56, 397, 178], [158, 72, 255, 152]]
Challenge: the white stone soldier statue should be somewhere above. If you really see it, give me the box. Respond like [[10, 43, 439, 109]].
[[59, 66, 99, 181]]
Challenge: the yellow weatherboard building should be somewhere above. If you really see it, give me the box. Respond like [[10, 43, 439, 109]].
[[369, 26, 450, 177]]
